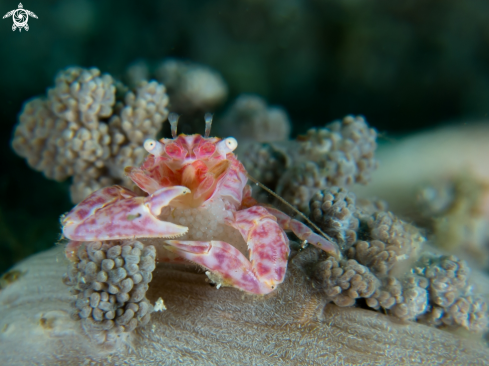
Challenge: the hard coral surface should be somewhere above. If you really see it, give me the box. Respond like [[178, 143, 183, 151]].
[[1, 246, 488, 365], [417, 174, 489, 267]]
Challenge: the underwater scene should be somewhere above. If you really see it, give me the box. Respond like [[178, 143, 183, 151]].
[[1, 0, 489, 364]]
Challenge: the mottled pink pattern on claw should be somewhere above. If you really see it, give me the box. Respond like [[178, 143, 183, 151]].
[[63, 187, 190, 241], [163, 240, 273, 295], [62, 186, 137, 225], [232, 206, 289, 287], [146, 186, 190, 216]]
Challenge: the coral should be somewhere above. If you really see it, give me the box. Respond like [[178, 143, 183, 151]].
[[239, 115, 377, 212], [155, 58, 228, 114], [1, 247, 488, 365], [296, 115, 378, 185], [306, 185, 488, 332], [347, 211, 425, 276], [349, 123, 489, 222], [311, 256, 379, 307], [220, 94, 291, 142], [276, 162, 330, 213], [124, 57, 229, 134], [239, 142, 288, 191], [390, 275, 429, 321], [353, 197, 389, 220], [7, 60, 489, 354], [308, 244, 430, 323], [422, 255, 469, 309], [310, 187, 359, 249], [365, 254, 487, 329], [367, 275, 429, 321], [418, 254, 488, 332], [12, 68, 113, 182], [105, 81, 169, 183], [62, 240, 156, 343], [348, 239, 399, 277], [11, 67, 169, 203], [416, 175, 489, 266], [124, 59, 150, 88], [274, 115, 378, 213], [0, 269, 25, 290], [443, 296, 488, 332], [417, 180, 456, 218], [366, 276, 403, 310]]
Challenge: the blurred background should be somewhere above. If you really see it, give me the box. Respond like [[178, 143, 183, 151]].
[[1, 0, 489, 273]]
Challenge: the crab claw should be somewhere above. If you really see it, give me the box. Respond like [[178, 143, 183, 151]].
[[62, 186, 191, 241], [61, 185, 138, 225], [163, 240, 273, 295], [163, 205, 291, 295]]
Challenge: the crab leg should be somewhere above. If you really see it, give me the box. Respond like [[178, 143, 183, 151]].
[[163, 240, 274, 294], [163, 206, 289, 295], [62, 186, 190, 241], [65, 240, 84, 261], [266, 207, 341, 258]]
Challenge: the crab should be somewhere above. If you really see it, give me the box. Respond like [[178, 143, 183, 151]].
[[62, 115, 339, 295]]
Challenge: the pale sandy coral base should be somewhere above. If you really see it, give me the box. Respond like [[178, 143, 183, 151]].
[[0, 247, 488, 365], [351, 123, 489, 215]]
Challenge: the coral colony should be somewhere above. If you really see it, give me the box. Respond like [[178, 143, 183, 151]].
[[12, 67, 169, 203], [10, 62, 488, 344]]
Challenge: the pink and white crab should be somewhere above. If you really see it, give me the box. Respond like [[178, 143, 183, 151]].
[[62, 116, 339, 295]]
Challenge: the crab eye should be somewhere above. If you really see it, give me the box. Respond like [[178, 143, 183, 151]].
[[144, 140, 155, 150], [216, 137, 238, 158], [143, 139, 164, 156], [224, 137, 238, 151]]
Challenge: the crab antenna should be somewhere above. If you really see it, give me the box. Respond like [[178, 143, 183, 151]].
[[204, 113, 213, 138], [246, 173, 335, 243], [168, 112, 179, 138]]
